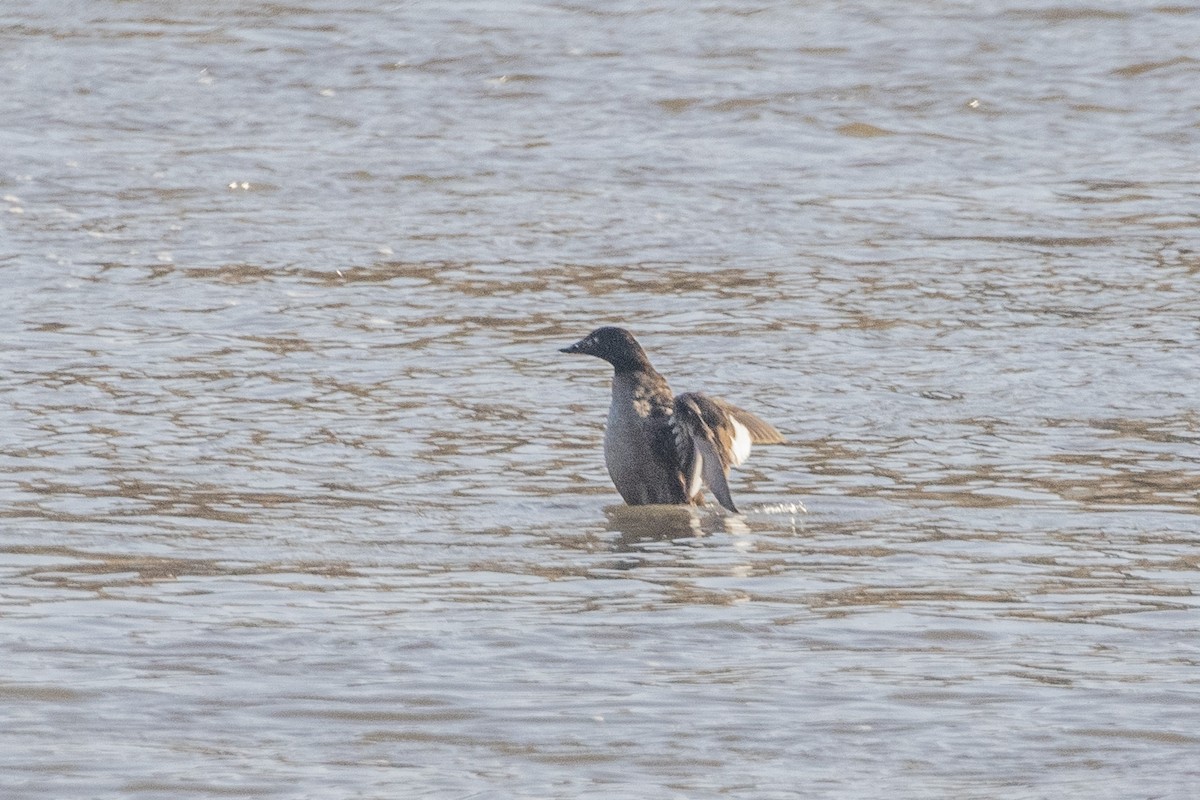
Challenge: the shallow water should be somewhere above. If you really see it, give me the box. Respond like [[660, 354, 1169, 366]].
[[3, 1, 1199, 798]]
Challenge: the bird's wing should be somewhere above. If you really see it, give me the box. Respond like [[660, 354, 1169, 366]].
[[671, 392, 744, 512], [648, 410, 693, 504], [693, 433, 738, 513], [705, 397, 785, 445]]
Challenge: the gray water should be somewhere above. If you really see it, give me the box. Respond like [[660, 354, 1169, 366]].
[[3, 1, 1199, 798]]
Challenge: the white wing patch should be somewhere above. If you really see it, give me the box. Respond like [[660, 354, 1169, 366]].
[[684, 441, 704, 499], [728, 417, 752, 467]]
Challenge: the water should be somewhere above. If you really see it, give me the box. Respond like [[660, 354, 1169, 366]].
[[3, 1, 1199, 798]]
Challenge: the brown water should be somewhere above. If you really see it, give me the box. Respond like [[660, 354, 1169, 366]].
[[3, 2, 1199, 798]]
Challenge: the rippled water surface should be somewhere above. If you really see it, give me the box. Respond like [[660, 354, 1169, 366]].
[[3, 1, 1199, 798]]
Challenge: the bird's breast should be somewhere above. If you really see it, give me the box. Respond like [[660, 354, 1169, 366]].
[[603, 398, 681, 505]]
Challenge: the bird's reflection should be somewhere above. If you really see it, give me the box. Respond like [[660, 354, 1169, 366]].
[[602, 504, 749, 551]]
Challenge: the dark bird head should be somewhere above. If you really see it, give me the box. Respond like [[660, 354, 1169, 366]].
[[560, 326, 653, 373]]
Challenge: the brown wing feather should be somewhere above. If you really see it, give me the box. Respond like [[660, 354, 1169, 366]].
[[706, 397, 785, 444]]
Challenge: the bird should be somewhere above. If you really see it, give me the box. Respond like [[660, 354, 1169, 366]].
[[559, 326, 784, 513]]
